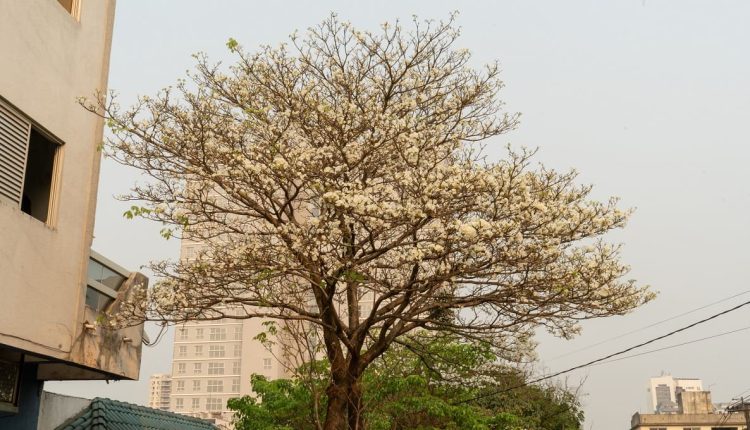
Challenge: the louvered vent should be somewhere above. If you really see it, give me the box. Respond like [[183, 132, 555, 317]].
[[0, 98, 31, 206]]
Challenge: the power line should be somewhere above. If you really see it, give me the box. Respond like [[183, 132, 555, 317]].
[[548, 289, 750, 361], [592, 324, 750, 366], [456, 297, 750, 404]]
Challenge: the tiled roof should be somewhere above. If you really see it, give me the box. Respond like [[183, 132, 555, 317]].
[[57, 397, 218, 430]]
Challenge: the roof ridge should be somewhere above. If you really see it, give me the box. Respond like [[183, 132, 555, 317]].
[[58, 397, 218, 430]]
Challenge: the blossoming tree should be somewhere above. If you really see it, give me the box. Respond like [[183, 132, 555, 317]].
[[86, 15, 653, 430]]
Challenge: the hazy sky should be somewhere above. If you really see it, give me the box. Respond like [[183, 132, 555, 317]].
[[47, 1, 750, 428]]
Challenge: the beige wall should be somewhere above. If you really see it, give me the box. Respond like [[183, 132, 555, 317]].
[[631, 412, 747, 430], [0, 0, 139, 378]]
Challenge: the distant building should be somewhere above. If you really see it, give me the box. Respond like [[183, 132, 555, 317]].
[[149, 374, 173, 411], [648, 374, 703, 413], [166, 310, 291, 421], [631, 412, 747, 430], [0, 1, 149, 428]]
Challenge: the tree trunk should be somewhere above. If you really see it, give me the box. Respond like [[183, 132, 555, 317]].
[[323, 363, 365, 430], [323, 378, 350, 430]]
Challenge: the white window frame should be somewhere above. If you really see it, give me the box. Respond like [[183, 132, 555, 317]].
[[208, 345, 225, 358], [208, 362, 224, 375], [209, 327, 226, 341], [207, 380, 223, 393]]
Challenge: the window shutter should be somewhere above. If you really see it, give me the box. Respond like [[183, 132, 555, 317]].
[[0, 99, 31, 206]]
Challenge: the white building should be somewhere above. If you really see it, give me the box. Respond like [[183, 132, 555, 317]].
[[167, 315, 291, 419], [148, 374, 172, 411], [165, 242, 293, 421], [648, 374, 703, 414]]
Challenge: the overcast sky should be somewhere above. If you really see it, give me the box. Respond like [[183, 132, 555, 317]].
[[47, 1, 750, 428]]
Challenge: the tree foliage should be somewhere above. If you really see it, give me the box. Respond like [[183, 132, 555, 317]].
[[228, 336, 584, 430], [84, 13, 651, 429]]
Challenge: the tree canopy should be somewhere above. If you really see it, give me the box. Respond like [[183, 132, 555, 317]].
[[85, 14, 652, 429]]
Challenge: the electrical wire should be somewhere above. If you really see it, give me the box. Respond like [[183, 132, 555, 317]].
[[548, 289, 750, 361], [455, 297, 750, 404], [592, 324, 750, 366]]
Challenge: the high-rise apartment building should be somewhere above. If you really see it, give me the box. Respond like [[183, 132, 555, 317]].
[[167, 317, 291, 420], [166, 241, 291, 421], [148, 374, 173, 411], [0, 1, 148, 428]]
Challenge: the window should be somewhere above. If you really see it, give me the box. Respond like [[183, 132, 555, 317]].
[[84, 253, 129, 312], [209, 345, 225, 357], [0, 357, 21, 407], [263, 358, 272, 370], [191, 398, 200, 409], [207, 380, 223, 393], [193, 380, 201, 391], [195, 328, 204, 339], [176, 363, 186, 374], [177, 346, 187, 358], [175, 398, 183, 409], [208, 362, 224, 375], [0, 99, 61, 224], [233, 344, 241, 357], [232, 361, 241, 375], [206, 398, 222, 411], [176, 381, 184, 392], [232, 378, 240, 392], [233, 326, 242, 340], [178, 328, 188, 341], [194, 345, 203, 356], [209, 327, 226, 341], [193, 363, 202, 374], [21, 129, 58, 223]]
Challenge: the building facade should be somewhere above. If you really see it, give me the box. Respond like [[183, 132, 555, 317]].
[[167, 314, 290, 420], [165, 242, 291, 421], [649, 374, 704, 413], [0, 1, 148, 428], [630, 412, 747, 430], [149, 374, 173, 411]]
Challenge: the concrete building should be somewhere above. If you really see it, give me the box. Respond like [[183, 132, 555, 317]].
[[167, 315, 291, 420], [678, 391, 715, 415], [649, 374, 704, 413], [630, 412, 747, 430], [0, 1, 148, 428], [164, 243, 292, 421], [149, 374, 173, 411]]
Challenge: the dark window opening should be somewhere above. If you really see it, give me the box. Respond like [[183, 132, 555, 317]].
[[0, 355, 21, 410], [57, 0, 75, 14], [21, 129, 57, 223]]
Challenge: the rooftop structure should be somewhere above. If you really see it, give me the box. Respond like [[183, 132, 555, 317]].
[[58, 397, 218, 430], [648, 374, 703, 414], [631, 412, 747, 430]]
